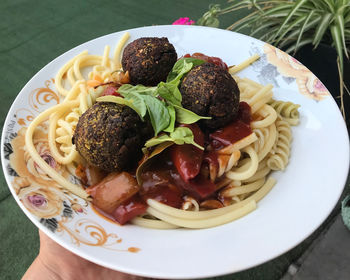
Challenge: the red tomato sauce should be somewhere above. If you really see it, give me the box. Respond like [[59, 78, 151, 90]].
[[209, 102, 252, 150], [184, 52, 229, 71]]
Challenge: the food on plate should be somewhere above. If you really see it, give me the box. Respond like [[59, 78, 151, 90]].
[[73, 102, 152, 172], [87, 172, 141, 213], [121, 37, 177, 86], [180, 62, 240, 130], [24, 32, 300, 229]]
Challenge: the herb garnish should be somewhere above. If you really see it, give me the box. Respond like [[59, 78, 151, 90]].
[[96, 57, 210, 149], [145, 127, 204, 150]]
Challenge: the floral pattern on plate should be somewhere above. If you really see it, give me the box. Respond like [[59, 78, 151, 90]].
[[263, 44, 329, 101], [3, 80, 139, 253]]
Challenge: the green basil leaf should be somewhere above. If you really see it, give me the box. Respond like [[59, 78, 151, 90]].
[[122, 92, 147, 118], [144, 127, 204, 150], [172, 104, 211, 124], [166, 57, 205, 83], [182, 57, 207, 67], [142, 95, 170, 136], [157, 81, 182, 106], [171, 127, 203, 150], [170, 127, 192, 146], [96, 96, 145, 120], [118, 84, 157, 96], [170, 59, 193, 82], [163, 105, 176, 133], [144, 134, 173, 147]]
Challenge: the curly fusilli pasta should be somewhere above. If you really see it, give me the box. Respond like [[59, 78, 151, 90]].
[[268, 99, 300, 125], [267, 118, 292, 170]]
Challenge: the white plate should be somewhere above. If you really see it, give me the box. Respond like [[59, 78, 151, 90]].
[[1, 25, 349, 279]]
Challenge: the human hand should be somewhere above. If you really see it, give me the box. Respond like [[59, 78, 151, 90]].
[[22, 230, 150, 280]]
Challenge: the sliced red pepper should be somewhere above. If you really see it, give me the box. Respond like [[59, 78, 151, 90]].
[[170, 123, 204, 182], [101, 85, 121, 97], [112, 195, 147, 225], [183, 174, 217, 200]]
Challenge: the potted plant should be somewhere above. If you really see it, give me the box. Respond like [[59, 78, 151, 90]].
[[197, 0, 350, 130]]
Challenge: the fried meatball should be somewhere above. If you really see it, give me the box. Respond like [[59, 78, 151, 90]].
[[73, 102, 152, 172], [122, 37, 177, 86], [180, 62, 240, 130]]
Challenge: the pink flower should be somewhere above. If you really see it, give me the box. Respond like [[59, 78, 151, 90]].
[[172, 17, 195, 25], [28, 194, 47, 207]]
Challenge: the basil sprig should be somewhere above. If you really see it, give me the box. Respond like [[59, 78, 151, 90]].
[[96, 57, 210, 147], [145, 127, 204, 150]]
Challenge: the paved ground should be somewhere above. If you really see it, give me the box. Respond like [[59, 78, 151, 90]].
[[281, 214, 350, 280]]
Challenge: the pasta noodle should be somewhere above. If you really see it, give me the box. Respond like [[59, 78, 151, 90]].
[[226, 146, 259, 181], [229, 54, 260, 75], [256, 123, 277, 162], [251, 104, 278, 129], [55, 51, 89, 97], [24, 36, 299, 229], [220, 178, 265, 197], [145, 199, 257, 229], [267, 117, 292, 170], [181, 196, 200, 211], [268, 99, 300, 125], [131, 216, 178, 229], [216, 150, 241, 179]]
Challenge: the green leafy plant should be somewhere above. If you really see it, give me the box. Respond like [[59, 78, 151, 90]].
[[198, 0, 350, 116]]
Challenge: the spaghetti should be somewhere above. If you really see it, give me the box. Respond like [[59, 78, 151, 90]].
[[24, 32, 300, 228]]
